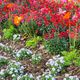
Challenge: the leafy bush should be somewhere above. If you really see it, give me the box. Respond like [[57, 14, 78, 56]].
[[3, 25, 16, 39], [62, 50, 80, 66], [45, 37, 69, 54], [26, 36, 42, 48]]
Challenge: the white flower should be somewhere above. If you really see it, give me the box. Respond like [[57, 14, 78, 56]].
[[9, 71, 13, 74], [13, 34, 20, 40], [63, 78, 66, 80], [52, 67, 56, 71], [17, 76, 21, 80], [0, 43, 5, 47], [60, 59, 64, 63], [29, 73, 33, 78], [54, 63, 58, 66], [57, 69, 60, 72], [27, 49, 32, 54], [16, 53, 20, 57], [76, 78, 79, 80], [52, 77, 56, 80], [65, 74, 69, 77], [21, 66, 24, 70], [12, 74, 16, 77], [36, 75, 41, 80], [45, 75, 49, 79], [69, 76, 74, 79], [14, 70, 18, 73], [16, 62, 21, 65], [59, 66, 62, 70], [48, 59, 55, 66], [0, 69, 4, 75], [20, 70, 23, 74]]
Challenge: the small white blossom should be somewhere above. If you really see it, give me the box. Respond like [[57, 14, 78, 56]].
[[9, 71, 13, 74], [45, 75, 49, 79], [0, 69, 5, 75], [16, 53, 20, 57], [52, 77, 56, 80], [21, 66, 24, 70], [65, 74, 69, 77], [29, 73, 33, 78], [54, 63, 58, 66], [36, 75, 41, 80], [63, 78, 66, 80], [52, 67, 56, 71], [12, 74, 16, 77]]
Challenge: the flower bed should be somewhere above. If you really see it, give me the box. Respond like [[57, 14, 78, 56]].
[[0, 0, 80, 80]]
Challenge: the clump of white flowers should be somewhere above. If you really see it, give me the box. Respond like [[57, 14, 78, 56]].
[[13, 34, 20, 41], [14, 48, 32, 60], [17, 73, 34, 80], [63, 75, 79, 80], [0, 43, 13, 54], [36, 75, 42, 80], [42, 73, 56, 80], [46, 55, 64, 76], [0, 69, 7, 79], [7, 61, 24, 78], [31, 53, 42, 64]]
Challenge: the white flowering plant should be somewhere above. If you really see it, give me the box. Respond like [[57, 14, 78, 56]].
[[63, 76, 79, 80], [14, 48, 32, 60], [46, 55, 64, 76], [7, 61, 24, 79], [18, 73, 34, 80], [41, 73, 56, 80], [0, 43, 13, 54], [31, 54, 42, 64], [0, 69, 9, 79]]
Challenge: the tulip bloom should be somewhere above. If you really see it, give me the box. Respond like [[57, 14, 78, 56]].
[[63, 12, 71, 20], [13, 15, 23, 26]]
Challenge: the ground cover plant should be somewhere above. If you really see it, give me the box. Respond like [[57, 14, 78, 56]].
[[0, 0, 80, 80]]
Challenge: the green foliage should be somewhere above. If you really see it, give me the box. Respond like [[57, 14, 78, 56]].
[[0, 58, 9, 67], [45, 37, 68, 54], [3, 25, 16, 39], [62, 50, 80, 66], [74, 57, 80, 66], [19, 20, 39, 37], [75, 39, 80, 49], [31, 54, 42, 64], [26, 36, 42, 48]]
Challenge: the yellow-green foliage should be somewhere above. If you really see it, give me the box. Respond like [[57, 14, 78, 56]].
[[62, 50, 80, 66]]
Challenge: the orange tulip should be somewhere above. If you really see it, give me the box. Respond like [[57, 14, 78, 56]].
[[13, 15, 23, 26], [63, 12, 71, 20], [7, 3, 14, 8]]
